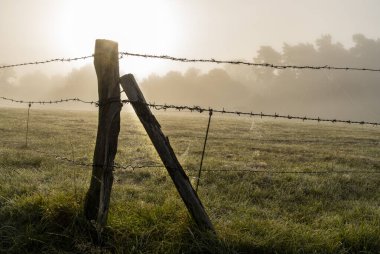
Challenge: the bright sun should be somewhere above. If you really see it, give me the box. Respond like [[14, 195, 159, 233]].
[[58, 1, 181, 54], [56, 0, 183, 77]]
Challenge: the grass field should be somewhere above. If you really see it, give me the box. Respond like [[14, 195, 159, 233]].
[[0, 107, 379, 253]]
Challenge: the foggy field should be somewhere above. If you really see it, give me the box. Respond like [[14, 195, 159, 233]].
[[2, 0, 380, 253], [1, 107, 380, 253]]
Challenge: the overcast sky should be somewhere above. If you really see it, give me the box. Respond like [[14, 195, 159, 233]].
[[1, 0, 380, 79]]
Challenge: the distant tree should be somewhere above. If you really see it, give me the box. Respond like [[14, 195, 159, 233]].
[[254, 46, 282, 82]]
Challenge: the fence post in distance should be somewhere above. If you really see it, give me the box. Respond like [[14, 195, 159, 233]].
[[25, 103, 31, 148]]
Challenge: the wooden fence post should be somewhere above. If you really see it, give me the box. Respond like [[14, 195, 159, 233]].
[[84, 39, 121, 230], [120, 74, 214, 232]]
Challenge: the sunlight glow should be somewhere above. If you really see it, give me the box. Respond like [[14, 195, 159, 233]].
[[59, 1, 181, 50], [56, 0, 184, 78]]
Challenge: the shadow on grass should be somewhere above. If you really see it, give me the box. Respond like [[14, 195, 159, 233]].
[[0, 194, 257, 254], [1, 192, 380, 254]]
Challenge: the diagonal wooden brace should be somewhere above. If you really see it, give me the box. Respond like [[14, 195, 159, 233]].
[[120, 74, 214, 232]]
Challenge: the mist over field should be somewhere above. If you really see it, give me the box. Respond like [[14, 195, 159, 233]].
[[1, 34, 379, 121]]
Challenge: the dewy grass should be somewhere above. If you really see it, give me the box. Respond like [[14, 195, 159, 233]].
[[0, 151, 42, 169], [0, 108, 379, 253]]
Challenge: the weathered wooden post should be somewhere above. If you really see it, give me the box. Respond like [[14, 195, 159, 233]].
[[120, 74, 214, 232], [84, 39, 121, 230]]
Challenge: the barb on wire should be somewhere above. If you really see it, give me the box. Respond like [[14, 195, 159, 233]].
[[0, 55, 93, 69], [119, 51, 380, 72]]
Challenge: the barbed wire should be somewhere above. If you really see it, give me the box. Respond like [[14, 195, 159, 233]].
[[122, 100, 380, 126], [0, 55, 93, 69], [166, 134, 379, 145], [198, 168, 380, 174], [119, 52, 380, 72], [32, 149, 162, 170], [0, 96, 97, 105], [1, 96, 379, 126], [10, 148, 380, 175], [1, 52, 380, 72], [2, 142, 378, 175]]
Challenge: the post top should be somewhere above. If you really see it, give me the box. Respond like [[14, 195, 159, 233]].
[[95, 39, 118, 44], [95, 39, 118, 54]]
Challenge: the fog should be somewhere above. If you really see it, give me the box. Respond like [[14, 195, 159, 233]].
[[0, 65, 98, 110], [142, 34, 380, 121], [1, 34, 379, 121]]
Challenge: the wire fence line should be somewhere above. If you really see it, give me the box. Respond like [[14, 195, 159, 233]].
[[118, 51, 380, 72], [1, 52, 380, 72], [32, 149, 162, 171], [1, 96, 379, 126], [3, 146, 376, 175], [0, 55, 93, 69], [2, 95, 380, 180], [1, 99, 379, 176], [0, 96, 97, 105], [125, 101, 380, 126], [200, 169, 380, 174], [5, 147, 373, 175], [1, 49, 379, 220]]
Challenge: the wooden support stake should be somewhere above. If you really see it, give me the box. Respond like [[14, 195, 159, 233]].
[[84, 39, 121, 230], [120, 74, 214, 232], [25, 103, 31, 147], [196, 109, 213, 192]]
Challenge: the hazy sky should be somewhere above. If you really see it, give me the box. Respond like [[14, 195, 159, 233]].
[[1, 0, 380, 79]]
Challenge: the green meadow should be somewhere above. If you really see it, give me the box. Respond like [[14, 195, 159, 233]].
[[0, 107, 379, 253]]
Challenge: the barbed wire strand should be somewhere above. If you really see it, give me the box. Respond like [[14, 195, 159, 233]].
[[0, 96, 97, 105], [119, 52, 380, 72], [122, 100, 380, 126], [28, 149, 380, 175], [32, 149, 162, 170], [1, 52, 380, 72], [1, 96, 379, 126], [1, 144, 378, 175], [199, 168, 380, 174], [0, 55, 93, 69], [24, 149, 380, 175]]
